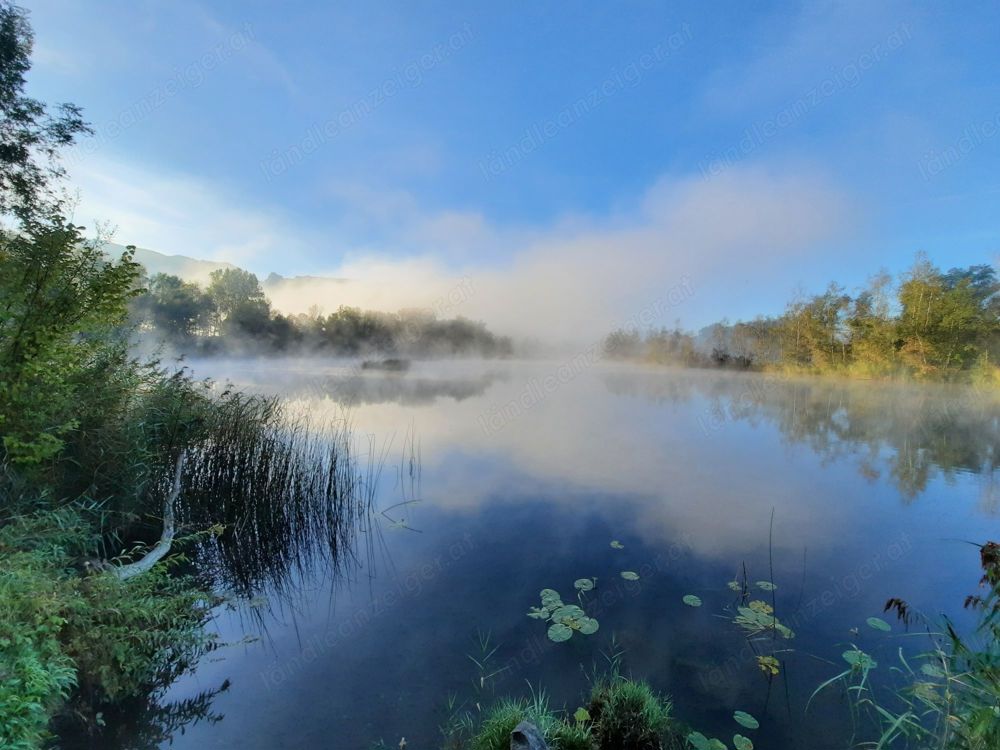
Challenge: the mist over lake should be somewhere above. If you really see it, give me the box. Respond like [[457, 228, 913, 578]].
[[115, 358, 997, 750], [5, 3, 1000, 748]]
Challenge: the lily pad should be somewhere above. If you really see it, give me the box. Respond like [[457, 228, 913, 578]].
[[755, 580, 777, 592], [574, 578, 595, 592], [540, 588, 562, 606], [577, 617, 600, 635], [621, 571, 640, 581], [547, 622, 573, 642], [733, 710, 759, 729], [610, 540, 624, 549], [757, 655, 780, 676], [733, 734, 754, 750], [526, 607, 549, 620], [775, 622, 795, 639], [551, 604, 585, 624], [686, 732, 711, 750], [727, 579, 742, 591], [843, 649, 877, 670], [866, 616, 891, 632], [573, 707, 590, 723], [683, 594, 703, 607]]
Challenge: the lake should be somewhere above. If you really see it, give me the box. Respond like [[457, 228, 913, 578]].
[[98, 359, 1000, 749]]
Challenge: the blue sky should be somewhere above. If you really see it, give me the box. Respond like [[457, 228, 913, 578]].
[[23, 1, 1000, 338]]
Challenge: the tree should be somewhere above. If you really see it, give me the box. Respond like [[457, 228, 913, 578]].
[[849, 270, 897, 374], [0, 225, 140, 463], [0, 2, 90, 224], [206, 268, 271, 335], [0, 3, 140, 465], [136, 273, 214, 340]]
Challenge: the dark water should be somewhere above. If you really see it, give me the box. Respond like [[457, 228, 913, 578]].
[[113, 360, 1000, 749]]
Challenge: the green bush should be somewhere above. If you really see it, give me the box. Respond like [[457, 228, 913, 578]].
[[0, 510, 215, 747]]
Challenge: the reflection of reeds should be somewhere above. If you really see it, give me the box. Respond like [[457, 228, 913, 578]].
[[179, 394, 378, 599]]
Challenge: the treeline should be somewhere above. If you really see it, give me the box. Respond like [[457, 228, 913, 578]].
[[604, 257, 1000, 381], [131, 268, 514, 358]]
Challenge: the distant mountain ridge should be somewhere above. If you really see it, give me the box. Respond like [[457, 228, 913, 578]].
[[104, 243, 236, 285], [105, 244, 350, 292]]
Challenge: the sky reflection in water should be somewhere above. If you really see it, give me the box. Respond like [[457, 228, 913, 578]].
[[144, 360, 999, 750]]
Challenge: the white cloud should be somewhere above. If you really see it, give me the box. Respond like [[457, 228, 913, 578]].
[[66, 152, 317, 269], [66, 152, 856, 344]]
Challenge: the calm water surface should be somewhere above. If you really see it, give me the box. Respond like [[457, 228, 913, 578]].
[[119, 360, 1000, 749]]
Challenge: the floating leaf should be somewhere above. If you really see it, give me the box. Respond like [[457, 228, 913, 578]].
[[683, 594, 703, 607], [843, 649, 877, 670], [755, 581, 777, 592], [574, 707, 590, 723], [540, 588, 562, 605], [547, 622, 573, 642], [551, 605, 585, 624], [775, 622, 795, 639], [734, 606, 794, 639], [621, 571, 640, 581], [610, 540, 624, 549], [733, 710, 759, 729], [866, 616, 891, 632], [748, 600, 773, 615], [757, 655, 780, 676], [686, 732, 711, 750], [577, 617, 600, 635], [574, 578, 595, 592], [733, 734, 754, 750], [708, 740, 727, 750], [727, 579, 742, 592], [526, 607, 549, 620]]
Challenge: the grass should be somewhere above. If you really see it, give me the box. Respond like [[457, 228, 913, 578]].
[[442, 675, 683, 750], [586, 678, 683, 750]]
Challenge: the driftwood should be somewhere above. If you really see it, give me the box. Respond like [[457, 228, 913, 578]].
[[113, 452, 187, 580]]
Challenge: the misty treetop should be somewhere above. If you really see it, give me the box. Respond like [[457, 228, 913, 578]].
[[132, 266, 514, 358], [604, 256, 1000, 382]]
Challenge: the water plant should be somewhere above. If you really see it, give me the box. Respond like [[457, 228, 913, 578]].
[[732, 710, 759, 730], [527, 589, 600, 642], [733, 601, 794, 640], [802, 542, 1000, 748], [686, 732, 726, 750], [866, 616, 891, 632]]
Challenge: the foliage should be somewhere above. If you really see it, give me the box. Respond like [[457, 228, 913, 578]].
[[603, 255, 1000, 382], [0, 224, 140, 465], [130, 269, 514, 358], [0, 510, 215, 748], [132, 273, 215, 341], [0, 1, 90, 224]]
